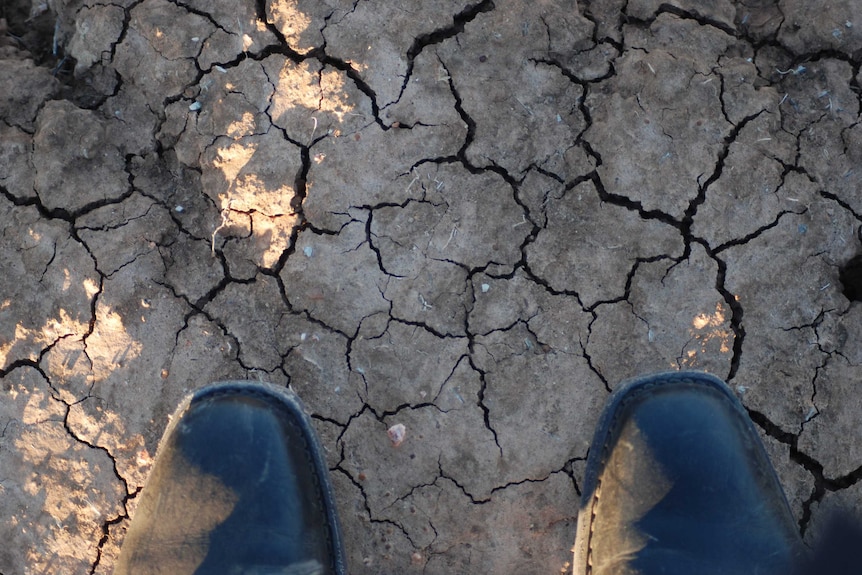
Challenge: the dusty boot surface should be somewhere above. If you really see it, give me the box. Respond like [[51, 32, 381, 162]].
[[115, 381, 346, 575], [573, 371, 806, 575]]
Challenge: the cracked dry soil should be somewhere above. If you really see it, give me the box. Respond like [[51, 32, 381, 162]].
[[2, 0, 862, 573]]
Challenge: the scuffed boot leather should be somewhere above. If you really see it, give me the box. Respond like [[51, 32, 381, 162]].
[[573, 371, 806, 575], [115, 382, 346, 575]]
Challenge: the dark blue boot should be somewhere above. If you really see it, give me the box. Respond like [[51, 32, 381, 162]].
[[573, 371, 805, 575], [116, 381, 346, 575]]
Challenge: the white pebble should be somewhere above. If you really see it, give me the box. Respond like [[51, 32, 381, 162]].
[[174, 205, 184, 213], [189, 101, 202, 111], [387, 423, 406, 447], [303, 245, 313, 258], [481, 283, 490, 293]]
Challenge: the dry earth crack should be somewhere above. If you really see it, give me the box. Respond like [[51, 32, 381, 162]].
[[5, 0, 862, 572]]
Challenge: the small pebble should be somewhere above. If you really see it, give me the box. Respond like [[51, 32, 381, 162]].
[[174, 205, 184, 213], [481, 283, 490, 293], [303, 245, 313, 258], [387, 423, 406, 447], [189, 101, 202, 111]]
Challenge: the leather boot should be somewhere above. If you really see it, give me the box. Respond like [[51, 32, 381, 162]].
[[573, 371, 806, 575], [115, 381, 346, 575]]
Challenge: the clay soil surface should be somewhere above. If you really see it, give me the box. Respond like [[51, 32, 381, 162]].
[[3, 0, 862, 573]]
